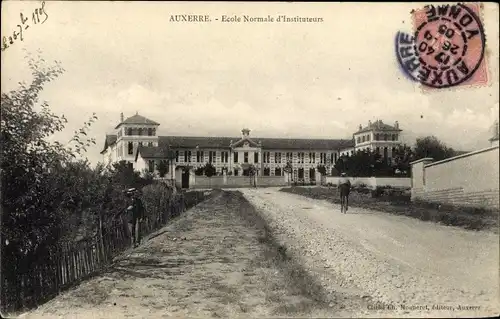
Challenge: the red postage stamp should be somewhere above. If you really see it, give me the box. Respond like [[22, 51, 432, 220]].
[[397, 3, 488, 90]]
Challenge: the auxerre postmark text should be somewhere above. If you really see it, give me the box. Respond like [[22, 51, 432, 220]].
[[395, 3, 486, 89]]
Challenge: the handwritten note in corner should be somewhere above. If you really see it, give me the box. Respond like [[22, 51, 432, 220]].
[[1, 1, 49, 52]]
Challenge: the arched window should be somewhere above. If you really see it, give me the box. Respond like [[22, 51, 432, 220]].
[[375, 134, 379, 140]]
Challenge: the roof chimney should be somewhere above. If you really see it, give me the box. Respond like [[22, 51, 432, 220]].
[[120, 112, 124, 122], [358, 124, 362, 131], [395, 121, 399, 129], [368, 120, 372, 127]]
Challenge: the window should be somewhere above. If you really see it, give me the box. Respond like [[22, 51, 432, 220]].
[[298, 168, 304, 179], [128, 142, 133, 155], [286, 152, 292, 162], [148, 142, 153, 147], [197, 151, 204, 162], [185, 151, 192, 162], [375, 134, 379, 140], [244, 152, 249, 163], [275, 167, 282, 176], [234, 152, 239, 163], [298, 152, 304, 164], [392, 134, 397, 141], [275, 152, 282, 163], [367, 134, 371, 141], [254, 152, 259, 163], [312, 152, 316, 163], [127, 128, 133, 136], [221, 151, 228, 163], [148, 160, 155, 173], [362, 136, 365, 142], [263, 152, 270, 163], [138, 128, 143, 136], [175, 151, 179, 162], [234, 169, 239, 176], [334, 153, 338, 163], [138, 142, 143, 148], [209, 151, 215, 163], [357, 137, 361, 143], [319, 153, 324, 164], [384, 134, 388, 141], [263, 168, 270, 176]]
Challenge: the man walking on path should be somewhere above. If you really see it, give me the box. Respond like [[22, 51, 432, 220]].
[[126, 188, 145, 247], [338, 172, 351, 213]]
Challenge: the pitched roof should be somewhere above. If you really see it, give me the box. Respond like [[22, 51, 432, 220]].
[[115, 114, 160, 129], [257, 137, 354, 150], [355, 120, 402, 134], [159, 136, 234, 149], [158, 135, 354, 150], [100, 134, 117, 154], [135, 146, 170, 161]]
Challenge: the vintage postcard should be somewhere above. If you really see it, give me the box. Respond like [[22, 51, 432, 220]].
[[1, 1, 498, 319]]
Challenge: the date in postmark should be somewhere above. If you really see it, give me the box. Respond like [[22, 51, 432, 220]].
[[396, 3, 487, 89]]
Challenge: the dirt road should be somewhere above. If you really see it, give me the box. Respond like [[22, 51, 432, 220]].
[[20, 191, 358, 319], [240, 188, 500, 318]]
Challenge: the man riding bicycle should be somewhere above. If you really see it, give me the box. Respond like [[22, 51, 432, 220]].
[[338, 172, 351, 213]]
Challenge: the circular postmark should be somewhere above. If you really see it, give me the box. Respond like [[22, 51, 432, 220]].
[[396, 4, 486, 88]]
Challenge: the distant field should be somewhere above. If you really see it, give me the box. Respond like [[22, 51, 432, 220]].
[[280, 186, 499, 233]]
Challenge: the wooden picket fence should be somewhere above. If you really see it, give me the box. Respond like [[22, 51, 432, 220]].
[[1, 190, 208, 315]]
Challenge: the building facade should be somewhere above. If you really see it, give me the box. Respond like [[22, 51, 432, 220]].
[[101, 114, 404, 187]]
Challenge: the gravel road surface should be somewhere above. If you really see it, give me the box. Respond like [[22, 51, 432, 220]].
[[240, 187, 500, 318], [19, 191, 345, 319]]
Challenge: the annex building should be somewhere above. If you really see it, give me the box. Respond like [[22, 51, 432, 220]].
[[101, 113, 403, 187]]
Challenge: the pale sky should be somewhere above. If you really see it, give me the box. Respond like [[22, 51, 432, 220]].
[[2, 1, 499, 165]]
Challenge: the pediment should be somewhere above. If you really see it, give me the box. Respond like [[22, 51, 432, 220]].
[[231, 138, 260, 148]]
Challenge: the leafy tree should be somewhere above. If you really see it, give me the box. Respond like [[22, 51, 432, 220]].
[[392, 144, 414, 176], [141, 168, 155, 183], [414, 136, 456, 161], [156, 160, 169, 177], [334, 157, 348, 175], [194, 166, 204, 176], [203, 163, 217, 187], [316, 164, 327, 185], [203, 163, 216, 177], [0, 53, 106, 308]]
